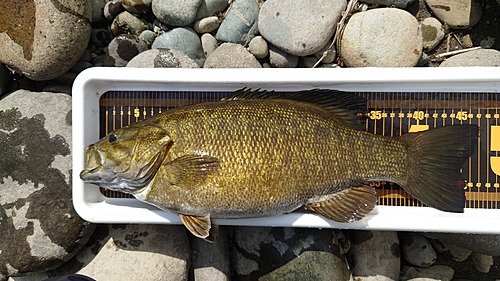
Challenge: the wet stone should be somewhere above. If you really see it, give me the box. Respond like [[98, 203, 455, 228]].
[[104, 34, 148, 67], [401, 233, 436, 267], [126, 49, 199, 68], [0, 90, 95, 279], [204, 43, 261, 68]]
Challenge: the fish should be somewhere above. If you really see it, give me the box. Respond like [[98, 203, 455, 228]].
[[80, 89, 478, 242]]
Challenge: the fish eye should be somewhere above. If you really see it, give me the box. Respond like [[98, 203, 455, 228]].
[[108, 134, 117, 143]]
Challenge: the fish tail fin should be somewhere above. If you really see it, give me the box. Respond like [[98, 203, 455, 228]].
[[398, 125, 478, 212]]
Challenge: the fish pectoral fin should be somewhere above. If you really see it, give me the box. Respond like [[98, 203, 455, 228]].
[[179, 214, 218, 243], [166, 155, 220, 186], [305, 185, 377, 223]]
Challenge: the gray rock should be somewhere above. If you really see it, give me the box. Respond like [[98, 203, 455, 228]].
[[216, 0, 259, 45], [401, 233, 436, 267], [269, 44, 298, 68], [471, 252, 494, 274], [52, 224, 190, 281], [439, 49, 500, 67], [421, 17, 445, 52], [424, 0, 482, 29], [193, 16, 220, 34], [259, 0, 346, 56], [126, 49, 199, 68], [122, 0, 152, 13], [0, 64, 11, 96], [248, 36, 269, 59], [104, 34, 149, 67], [152, 27, 206, 67], [204, 43, 261, 68], [139, 30, 157, 46], [340, 8, 423, 67], [190, 227, 231, 281], [111, 11, 149, 36], [195, 0, 228, 20], [0, 0, 91, 81], [231, 227, 351, 281], [0, 90, 95, 279], [104, 0, 125, 21], [314, 40, 336, 64], [152, 0, 202, 26], [358, 0, 416, 8], [400, 265, 454, 281], [429, 238, 472, 262], [201, 33, 219, 57], [91, 0, 107, 22], [347, 230, 400, 281]]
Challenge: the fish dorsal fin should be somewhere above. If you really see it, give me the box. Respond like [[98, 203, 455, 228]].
[[166, 154, 220, 186], [305, 185, 377, 223], [179, 214, 218, 242], [222, 88, 366, 129]]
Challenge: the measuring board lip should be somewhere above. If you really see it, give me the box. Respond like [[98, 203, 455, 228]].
[[73, 67, 500, 233]]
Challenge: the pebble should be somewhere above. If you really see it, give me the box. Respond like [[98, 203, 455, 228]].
[[400, 265, 454, 281], [104, 34, 149, 67], [216, 0, 260, 45], [259, 0, 346, 56], [104, 0, 125, 21], [231, 227, 351, 281], [359, 0, 416, 8], [401, 233, 436, 267], [152, 27, 206, 67], [269, 44, 298, 68], [340, 8, 423, 67], [429, 238, 472, 262], [347, 230, 400, 281], [420, 17, 445, 51], [424, 0, 482, 29], [0, 90, 95, 279], [204, 43, 262, 68], [195, 0, 228, 20], [0, 64, 11, 96], [439, 49, 500, 67], [201, 33, 219, 57], [152, 0, 202, 26], [122, 0, 152, 13], [111, 11, 149, 36], [471, 252, 494, 273], [90, 28, 112, 47], [193, 16, 220, 34], [248, 36, 269, 59], [190, 227, 231, 281], [0, 0, 92, 81], [126, 49, 199, 68], [139, 30, 157, 46], [91, 0, 107, 22]]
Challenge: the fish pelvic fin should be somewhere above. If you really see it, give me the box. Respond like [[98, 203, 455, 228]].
[[398, 125, 479, 213], [179, 214, 218, 243], [305, 185, 377, 223]]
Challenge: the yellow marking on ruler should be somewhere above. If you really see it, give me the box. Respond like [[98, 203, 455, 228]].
[[491, 126, 500, 176]]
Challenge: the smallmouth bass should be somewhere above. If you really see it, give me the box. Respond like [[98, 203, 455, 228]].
[[80, 89, 478, 242]]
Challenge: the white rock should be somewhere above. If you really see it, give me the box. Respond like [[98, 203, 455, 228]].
[[424, 0, 482, 29], [420, 17, 445, 51], [439, 49, 500, 67], [201, 33, 219, 57], [248, 36, 269, 59], [193, 16, 220, 34], [340, 8, 423, 67]]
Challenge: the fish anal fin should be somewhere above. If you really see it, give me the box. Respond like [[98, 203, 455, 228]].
[[166, 154, 219, 186], [179, 214, 218, 242], [305, 186, 377, 223]]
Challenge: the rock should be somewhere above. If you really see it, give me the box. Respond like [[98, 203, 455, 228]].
[[122, 0, 152, 13], [126, 49, 199, 68], [314, 40, 336, 64], [204, 43, 261, 68], [439, 49, 500, 67], [152, 27, 206, 67], [216, 0, 259, 45], [231, 227, 351, 281], [347, 230, 400, 281], [91, 0, 107, 22], [358, 0, 416, 8], [420, 17, 445, 51], [248, 36, 269, 59], [139, 30, 157, 46], [51, 224, 190, 281], [269, 44, 298, 68], [195, 0, 228, 20], [190, 227, 231, 281], [0, 90, 95, 279], [69, 61, 93, 74], [401, 233, 436, 267], [0, 0, 92, 81], [201, 33, 218, 57], [424, 0, 482, 29], [0, 64, 11, 96], [152, 0, 202, 27], [400, 265, 454, 281], [429, 238, 472, 262], [471, 252, 494, 274], [90, 28, 112, 47], [258, 0, 346, 56], [104, 0, 125, 21], [193, 16, 220, 34], [340, 8, 422, 67], [104, 34, 148, 67], [111, 11, 149, 36]]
